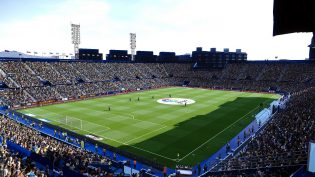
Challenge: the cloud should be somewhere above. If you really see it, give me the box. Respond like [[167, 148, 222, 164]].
[[0, 0, 312, 59], [0, 0, 110, 54]]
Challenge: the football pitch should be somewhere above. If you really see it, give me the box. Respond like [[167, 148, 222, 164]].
[[18, 87, 280, 167]]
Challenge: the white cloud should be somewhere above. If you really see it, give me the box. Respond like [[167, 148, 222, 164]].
[[0, 0, 312, 59], [0, 0, 111, 54]]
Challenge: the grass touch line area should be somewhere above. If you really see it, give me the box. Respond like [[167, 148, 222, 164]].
[[47, 116, 178, 161], [18, 87, 280, 167], [178, 104, 261, 162], [125, 126, 168, 144]]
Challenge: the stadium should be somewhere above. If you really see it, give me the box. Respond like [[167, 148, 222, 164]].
[[0, 1, 315, 177]]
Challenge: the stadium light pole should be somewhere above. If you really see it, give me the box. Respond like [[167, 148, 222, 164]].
[[130, 33, 136, 61], [71, 23, 81, 59]]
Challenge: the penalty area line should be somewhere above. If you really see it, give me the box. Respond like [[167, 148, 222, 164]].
[[105, 111, 164, 127], [125, 125, 168, 144], [94, 128, 111, 134], [86, 128, 177, 162], [48, 119, 176, 162]]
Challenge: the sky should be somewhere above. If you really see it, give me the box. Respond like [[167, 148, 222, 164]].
[[0, 0, 313, 60]]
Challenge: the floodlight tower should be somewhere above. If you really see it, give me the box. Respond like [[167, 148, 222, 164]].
[[130, 33, 136, 61], [71, 23, 81, 59]]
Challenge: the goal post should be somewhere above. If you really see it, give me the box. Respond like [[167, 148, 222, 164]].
[[57, 115, 109, 132], [58, 116, 83, 130]]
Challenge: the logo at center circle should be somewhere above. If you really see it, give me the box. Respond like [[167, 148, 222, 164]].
[[157, 98, 196, 105]]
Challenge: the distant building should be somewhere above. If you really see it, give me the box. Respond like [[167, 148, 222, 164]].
[[176, 54, 191, 62], [309, 33, 315, 61], [157, 52, 176, 62], [79, 48, 103, 60], [106, 50, 131, 61], [135, 51, 156, 62], [192, 47, 247, 68]]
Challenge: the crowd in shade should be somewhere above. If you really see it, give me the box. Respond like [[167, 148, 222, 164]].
[[0, 60, 314, 177], [0, 114, 117, 177], [0, 144, 48, 177], [0, 61, 314, 107], [202, 87, 315, 177]]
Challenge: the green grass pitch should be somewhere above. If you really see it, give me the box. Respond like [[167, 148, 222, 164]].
[[18, 87, 280, 167]]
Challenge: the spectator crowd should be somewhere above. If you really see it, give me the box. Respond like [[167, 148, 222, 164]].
[[0, 59, 314, 176], [0, 114, 116, 176], [0, 143, 48, 177], [203, 87, 315, 177], [0, 61, 314, 107]]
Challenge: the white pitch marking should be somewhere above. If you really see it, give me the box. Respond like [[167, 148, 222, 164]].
[[46, 117, 176, 161], [178, 105, 261, 162], [106, 111, 163, 127], [94, 129, 111, 134], [125, 125, 168, 144]]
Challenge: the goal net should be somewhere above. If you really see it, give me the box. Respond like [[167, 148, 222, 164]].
[[57, 116, 110, 133], [58, 116, 83, 130]]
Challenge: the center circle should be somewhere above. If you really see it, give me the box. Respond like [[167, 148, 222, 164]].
[[157, 98, 196, 105]]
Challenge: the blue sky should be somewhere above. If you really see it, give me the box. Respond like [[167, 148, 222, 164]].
[[0, 0, 312, 59]]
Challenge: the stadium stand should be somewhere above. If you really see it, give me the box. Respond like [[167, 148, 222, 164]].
[[0, 113, 118, 177], [201, 87, 315, 177], [0, 61, 314, 108], [0, 58, 314, 176], [0, 144, 48, 177]]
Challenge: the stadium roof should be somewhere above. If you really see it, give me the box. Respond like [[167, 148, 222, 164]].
[[273, 0, 315, 36], [0, 50, 49, 59]]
